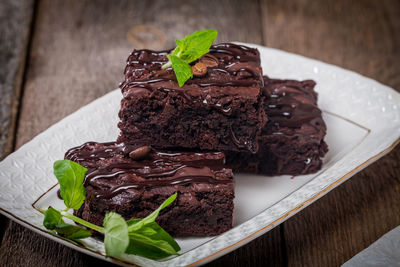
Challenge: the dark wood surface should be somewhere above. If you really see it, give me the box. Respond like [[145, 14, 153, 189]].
[[0, 0, 399, 266], [0, 0, 34, 160]]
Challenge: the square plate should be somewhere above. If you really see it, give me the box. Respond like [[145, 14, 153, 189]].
[[0, 43, 399, 266]]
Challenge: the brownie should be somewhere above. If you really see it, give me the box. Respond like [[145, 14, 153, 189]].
[[226, 77, 328, 175], [65, 141, 235, 236], [117, 43, 266, 153]]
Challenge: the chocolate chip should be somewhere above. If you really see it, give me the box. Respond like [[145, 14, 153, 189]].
[[191, 62, 207, 77], [200, 54, 219, 68], [129, 145, 151, 160]]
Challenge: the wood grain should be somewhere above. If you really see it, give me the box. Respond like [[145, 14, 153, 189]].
[[261, 0, 400, 266], [0, 0, 34, 160], [0, 0, 282, 266], [261, 0, 400, 90], [0, 0, 34, 245], [14, 0, 264, 147], [282, 147, 400, 267]]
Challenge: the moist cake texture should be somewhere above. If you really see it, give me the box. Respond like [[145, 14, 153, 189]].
[[118, 43, 266, 153], [226, 76, 328, 175], [65, 141, 234, 236]]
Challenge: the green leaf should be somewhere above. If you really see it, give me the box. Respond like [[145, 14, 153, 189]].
[[103, 212, 130, 257], [126, 232, 179, 259], [126, 218, 141, 226], [167, 55, 193, 87], [140, 222, 180, 252], [162, 29, 218, 86], [43, 207, 91, 241], [137, 226, 157, 236], [53, 160, 87, 210], [43, 207, 63, 230], [127, 220, 180, 252], [128, 193, 177, 232], [172, 29, 218, 63], [55, 222, 92, 240]]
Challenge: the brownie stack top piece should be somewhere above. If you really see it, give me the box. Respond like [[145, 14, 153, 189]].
[[226, 76, 328, 175], [65, 141, 234, 236], [118, 43, 266, 153]]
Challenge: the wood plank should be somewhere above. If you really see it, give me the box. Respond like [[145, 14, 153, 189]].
[[0, 0, 34, 160], [261, 0, 400, 265], [14, 0, 264, 147], [0, 0, 34, 243], [282, 148, 400, 267], [261, 0, 400, 90], [207, 227, 284, 267], [0, 0, 284, 266]]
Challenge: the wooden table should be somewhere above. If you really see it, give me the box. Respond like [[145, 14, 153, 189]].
[[1, 0, 399, 266]]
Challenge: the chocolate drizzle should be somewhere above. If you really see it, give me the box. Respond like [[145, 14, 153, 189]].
[[209, 43, 261, 64], [229, 125, 259, 153], [121, 43, 262, 91], [263, 78, 326, 135], [119, 43, 264, 152], [65, 142, 231, 199]]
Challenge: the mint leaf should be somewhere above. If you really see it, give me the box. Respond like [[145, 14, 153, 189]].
[[103, 212, 129, 257], [167, 55, 193, 87], [126, 232, 179, 259], [43, 207, 91, 241], [43, 171, 180, 260], [139, 192, 177, 225], [139, 222, 180, 252], [54, 222, 92, 240], [137, 226, 157, 236], [162, 29, 218, 86], [172, 29, 218, 63], [125, 194, 180, 258], [128, 193, 177, 232], [43, 207, 63, 230], [127, 220, 180, 253], [54, 160, 87, 210]]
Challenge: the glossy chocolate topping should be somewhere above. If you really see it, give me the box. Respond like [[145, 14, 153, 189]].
[[263, 77, 326, 136], [65, 142, 232, 199], [120, 43, 263, 97]]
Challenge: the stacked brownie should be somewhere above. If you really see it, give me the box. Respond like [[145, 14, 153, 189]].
[[66, 142, 234, 236], [118, 43, 266, 153], [65, 43, 328, 237], [226, 77, 328, 175]]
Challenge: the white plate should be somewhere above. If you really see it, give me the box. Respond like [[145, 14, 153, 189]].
[[0, 43, 399, 266]]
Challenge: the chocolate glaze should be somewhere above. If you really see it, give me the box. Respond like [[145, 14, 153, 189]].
[[263, 78, 326, 135], [121, 43, 262, 92], [65, 142, 232, 199], [229, 125, 259, 153], [118, 43, 265, 153], [209, 43, 261, 64], [94, 169, 229, 199], [225, 77, 328, 176]]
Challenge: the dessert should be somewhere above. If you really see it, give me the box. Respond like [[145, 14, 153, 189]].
[[117, 43, 266, 153], [43, 30, 331, 260], [226, 77, 328, 175], [65, 141, 234, 236]]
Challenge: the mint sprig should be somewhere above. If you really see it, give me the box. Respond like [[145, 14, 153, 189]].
[[103, 212, 130, 257], [42, 159, 180, 259], [162, 29, 218, 86], [54, 160, 87, 210], [43, 207, 92, 243]]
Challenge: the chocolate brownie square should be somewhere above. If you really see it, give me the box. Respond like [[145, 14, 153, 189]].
[[227, 77, 328, 175], [118, 43, 266, 153], [65, 142, 234, 236]]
